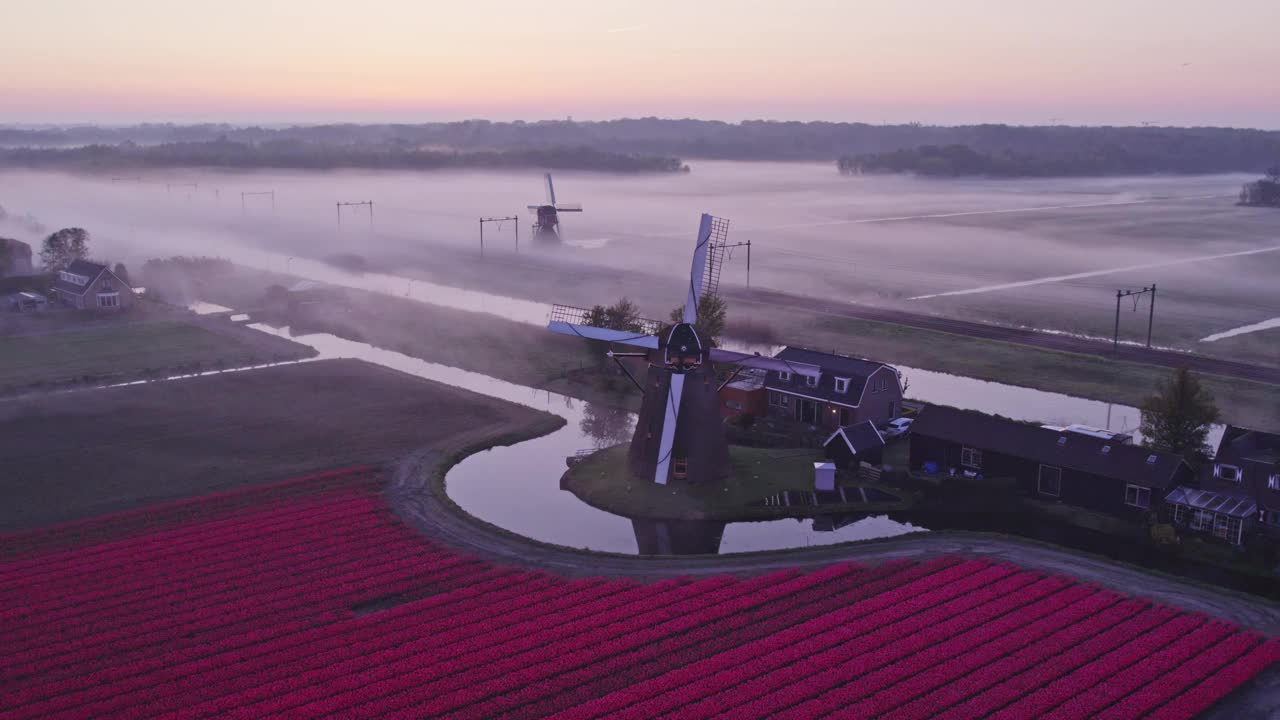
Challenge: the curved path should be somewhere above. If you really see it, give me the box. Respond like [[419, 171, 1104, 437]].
[[388, 451, 1280, 637]]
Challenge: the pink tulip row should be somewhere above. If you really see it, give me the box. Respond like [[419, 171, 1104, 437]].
[[717, 573, 1074, 720], [183, 578, 704, 719], [1143, 639, 1280, 720], [5, 544, 463, 683], [554, 556, 969, 720], [4, 507, 403, 643], [780, 580, 1100, 720], [1, 490, 375, 593], [1040, 620, 1236, 720], [563, 559, 999, 720], [159, 577, 623, 720], [452, 562, 917, 720], [404, 567, 861, 720], [929, 603, 1177, 720], [878, 589, 1133, 720], [2, 468, 378, 569], [1093, 632, 1266, 720], [9, 562, 523, 718], [264, 576, 751, 719], [986, 612, 1206, 720]]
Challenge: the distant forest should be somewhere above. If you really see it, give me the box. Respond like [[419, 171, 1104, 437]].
[[0, 140, 688, 173], [838, 141, 1280, 177], [1239, 169, 1280, 207], [0, 119, 1276, 176]]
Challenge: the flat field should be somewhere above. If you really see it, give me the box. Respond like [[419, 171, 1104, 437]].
[[0, 359, 561, 531], [0, 314, 313, 391]]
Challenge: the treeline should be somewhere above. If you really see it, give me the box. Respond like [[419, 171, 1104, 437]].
[[840, 142, 1280, 177], [0, 140, 689, 173], [2, 120, 1278, 172]]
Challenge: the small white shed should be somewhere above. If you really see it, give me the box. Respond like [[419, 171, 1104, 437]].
[[814, 462, 836, 492]]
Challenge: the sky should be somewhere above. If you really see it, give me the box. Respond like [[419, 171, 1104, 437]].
[[1, 0, 1277, 128]]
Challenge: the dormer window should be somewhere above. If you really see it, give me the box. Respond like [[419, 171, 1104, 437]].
[[1057, 436, 1067, 446], [1268, 474, 1279, 491], [777, 371, 791, 383], [1146, 455, 1157, 464], [805, 374, 818, 388], [1214, 464, 1241, 482], [1101, 446, 1111, 456], [834, 377, 850, 394]]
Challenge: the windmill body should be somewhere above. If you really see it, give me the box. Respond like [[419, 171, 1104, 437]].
[[548, 213, 813, 485], [528, 172, 582, 241]]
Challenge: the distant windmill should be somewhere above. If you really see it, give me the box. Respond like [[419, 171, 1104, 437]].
[[527, 173, 582, 241], [548, 214, 814, 485]]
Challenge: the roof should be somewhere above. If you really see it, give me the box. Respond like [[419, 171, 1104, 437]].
[[824, 420, 885, 456], [1164, 486, 1258, 518], [764, 347, 896, 408], [912, 405, 1188, 488], [50, 260, 107, 296], [1216, 425, 1280, 466]]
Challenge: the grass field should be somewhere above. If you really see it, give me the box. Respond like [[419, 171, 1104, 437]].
[[0, 358, 562, 531], [0, 318, 310, 391], [563, 445, 907, 520]]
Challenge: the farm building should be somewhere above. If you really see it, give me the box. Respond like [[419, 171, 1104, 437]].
[[910, 406, 1193, 519], [50, 260, 134, 310], [719, 369, 767, 419], [759, 347, 903, 430], [823, 420, 886, 469], [2, 291, 48, 312], [1166, 425, 1280, 546]]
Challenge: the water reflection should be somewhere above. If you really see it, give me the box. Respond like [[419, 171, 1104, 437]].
[[579, 402, 635, 449]]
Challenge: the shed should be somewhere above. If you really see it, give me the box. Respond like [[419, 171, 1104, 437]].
[[823, 420, 886, 469], [3, 291, 47, 312]]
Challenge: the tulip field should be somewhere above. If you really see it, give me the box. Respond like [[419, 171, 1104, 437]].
[[2, 468, 1275, 719]]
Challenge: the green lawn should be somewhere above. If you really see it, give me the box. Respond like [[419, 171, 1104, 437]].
[[0, 321, 261, 389], [563, 445, 908, 520]]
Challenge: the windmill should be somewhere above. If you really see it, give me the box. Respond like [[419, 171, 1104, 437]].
[[528, 172, 583, 241], [548, 214, 815, 485]]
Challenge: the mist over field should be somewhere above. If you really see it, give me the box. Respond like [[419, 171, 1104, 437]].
[[2, 162, 1276, 351]]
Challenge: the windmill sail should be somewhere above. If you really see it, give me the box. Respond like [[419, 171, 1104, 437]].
[[545, 173, 557, 206], [709, 349, 821, 377], [683, 214, 714, 324], [547, 322, 658, 348], [652, 374, 685, 485]]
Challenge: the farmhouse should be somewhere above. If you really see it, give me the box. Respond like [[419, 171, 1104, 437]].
[[1165, 425, 1280, 546], [50, 260, 134, 310], [759, 347, 903, 430], [910, 405, 1193, 519]]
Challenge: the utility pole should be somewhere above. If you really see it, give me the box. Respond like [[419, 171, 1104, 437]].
[[1113, 284, 1157, 352], [479, 215, 519, 257], [336, 201, 374, 226], [241, 190, 275, 214]]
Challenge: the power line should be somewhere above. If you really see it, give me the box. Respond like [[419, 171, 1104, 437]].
[[336, 201, 374, 227]]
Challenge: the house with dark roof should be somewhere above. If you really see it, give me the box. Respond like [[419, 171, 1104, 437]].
[[50, 260, 134, 310], [1165, 425, 1280, 545], [823, 420, 885, 469], [910, 405, 1193, 520], [760, 347, 903, 430]]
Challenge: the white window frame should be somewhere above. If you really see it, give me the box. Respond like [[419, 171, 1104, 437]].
[[1214, 464, 1242, 482], [960, 447, 982, 469], [834, 377, 850, 394], [1124, 484, 1151, 509], [1191, 509, 1214, 532], [805, 374, 818, 388], [1268, 474, 1279, 491], [768, 391, 789, 408], [1038, 464, 1062, 498], [777, 371, 791, 383], [97, 292, 120, 308]]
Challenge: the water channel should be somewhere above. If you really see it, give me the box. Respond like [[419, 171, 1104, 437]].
[[244, 320, 1218, 556]]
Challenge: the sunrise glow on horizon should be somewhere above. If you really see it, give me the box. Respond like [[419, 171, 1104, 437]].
[[3, 0, 1277, 127]]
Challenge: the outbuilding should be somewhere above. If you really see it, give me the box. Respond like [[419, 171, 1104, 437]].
[[823, 420, 886, 469]]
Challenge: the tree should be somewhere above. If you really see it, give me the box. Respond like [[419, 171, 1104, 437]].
[[582, 297, 644, 333], [1139, 368, 1220, 462], [669, 293, 727, 347], [112, 263, 131, 286], [39, 228, 89, 272]]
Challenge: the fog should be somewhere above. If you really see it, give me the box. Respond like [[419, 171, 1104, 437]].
[[1, 162, 1276, 350]]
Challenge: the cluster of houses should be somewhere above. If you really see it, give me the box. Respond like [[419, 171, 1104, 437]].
[[2, 257, 135, 313], [720, 344, 1279, 549]]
